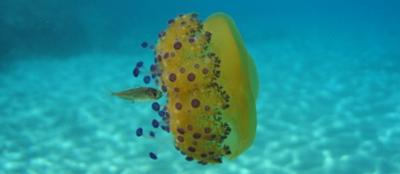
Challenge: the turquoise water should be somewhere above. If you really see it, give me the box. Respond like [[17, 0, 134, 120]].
[[1, 0, 400, 173]]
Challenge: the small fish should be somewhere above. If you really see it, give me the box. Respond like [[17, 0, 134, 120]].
[[112, 87, 162, 102]]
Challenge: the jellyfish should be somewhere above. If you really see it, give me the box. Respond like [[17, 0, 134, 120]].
[[151, 12, 259, 164]]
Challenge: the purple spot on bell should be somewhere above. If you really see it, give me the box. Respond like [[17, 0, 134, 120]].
[[169, 73, 177, 82], [149, 152, 158, 160], [143, 76, 151, 84], [149, 131, 155, 138], [133, 68, 140, 77], [161, 125, 170, 132], [152, 102, 160, 111], [179, 67, 186, 73], [175, 102, 182, 110], [191, 99, 200, 108], [187, 73, 196, 81], [141, 42, 148, 48], [158, 110, 166, 117], [173, 41, 182, 50], [136, 61, 143, 68], [136, 128, 143, 137], [152, 119, 160, 128], [186, 157, 193, 161]]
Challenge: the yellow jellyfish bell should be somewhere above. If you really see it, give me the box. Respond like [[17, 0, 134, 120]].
[[204, 12, 259, 158], [154, 12, 258, 164]]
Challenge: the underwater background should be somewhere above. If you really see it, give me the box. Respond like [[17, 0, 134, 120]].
[[1, 0, 400, 173]]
